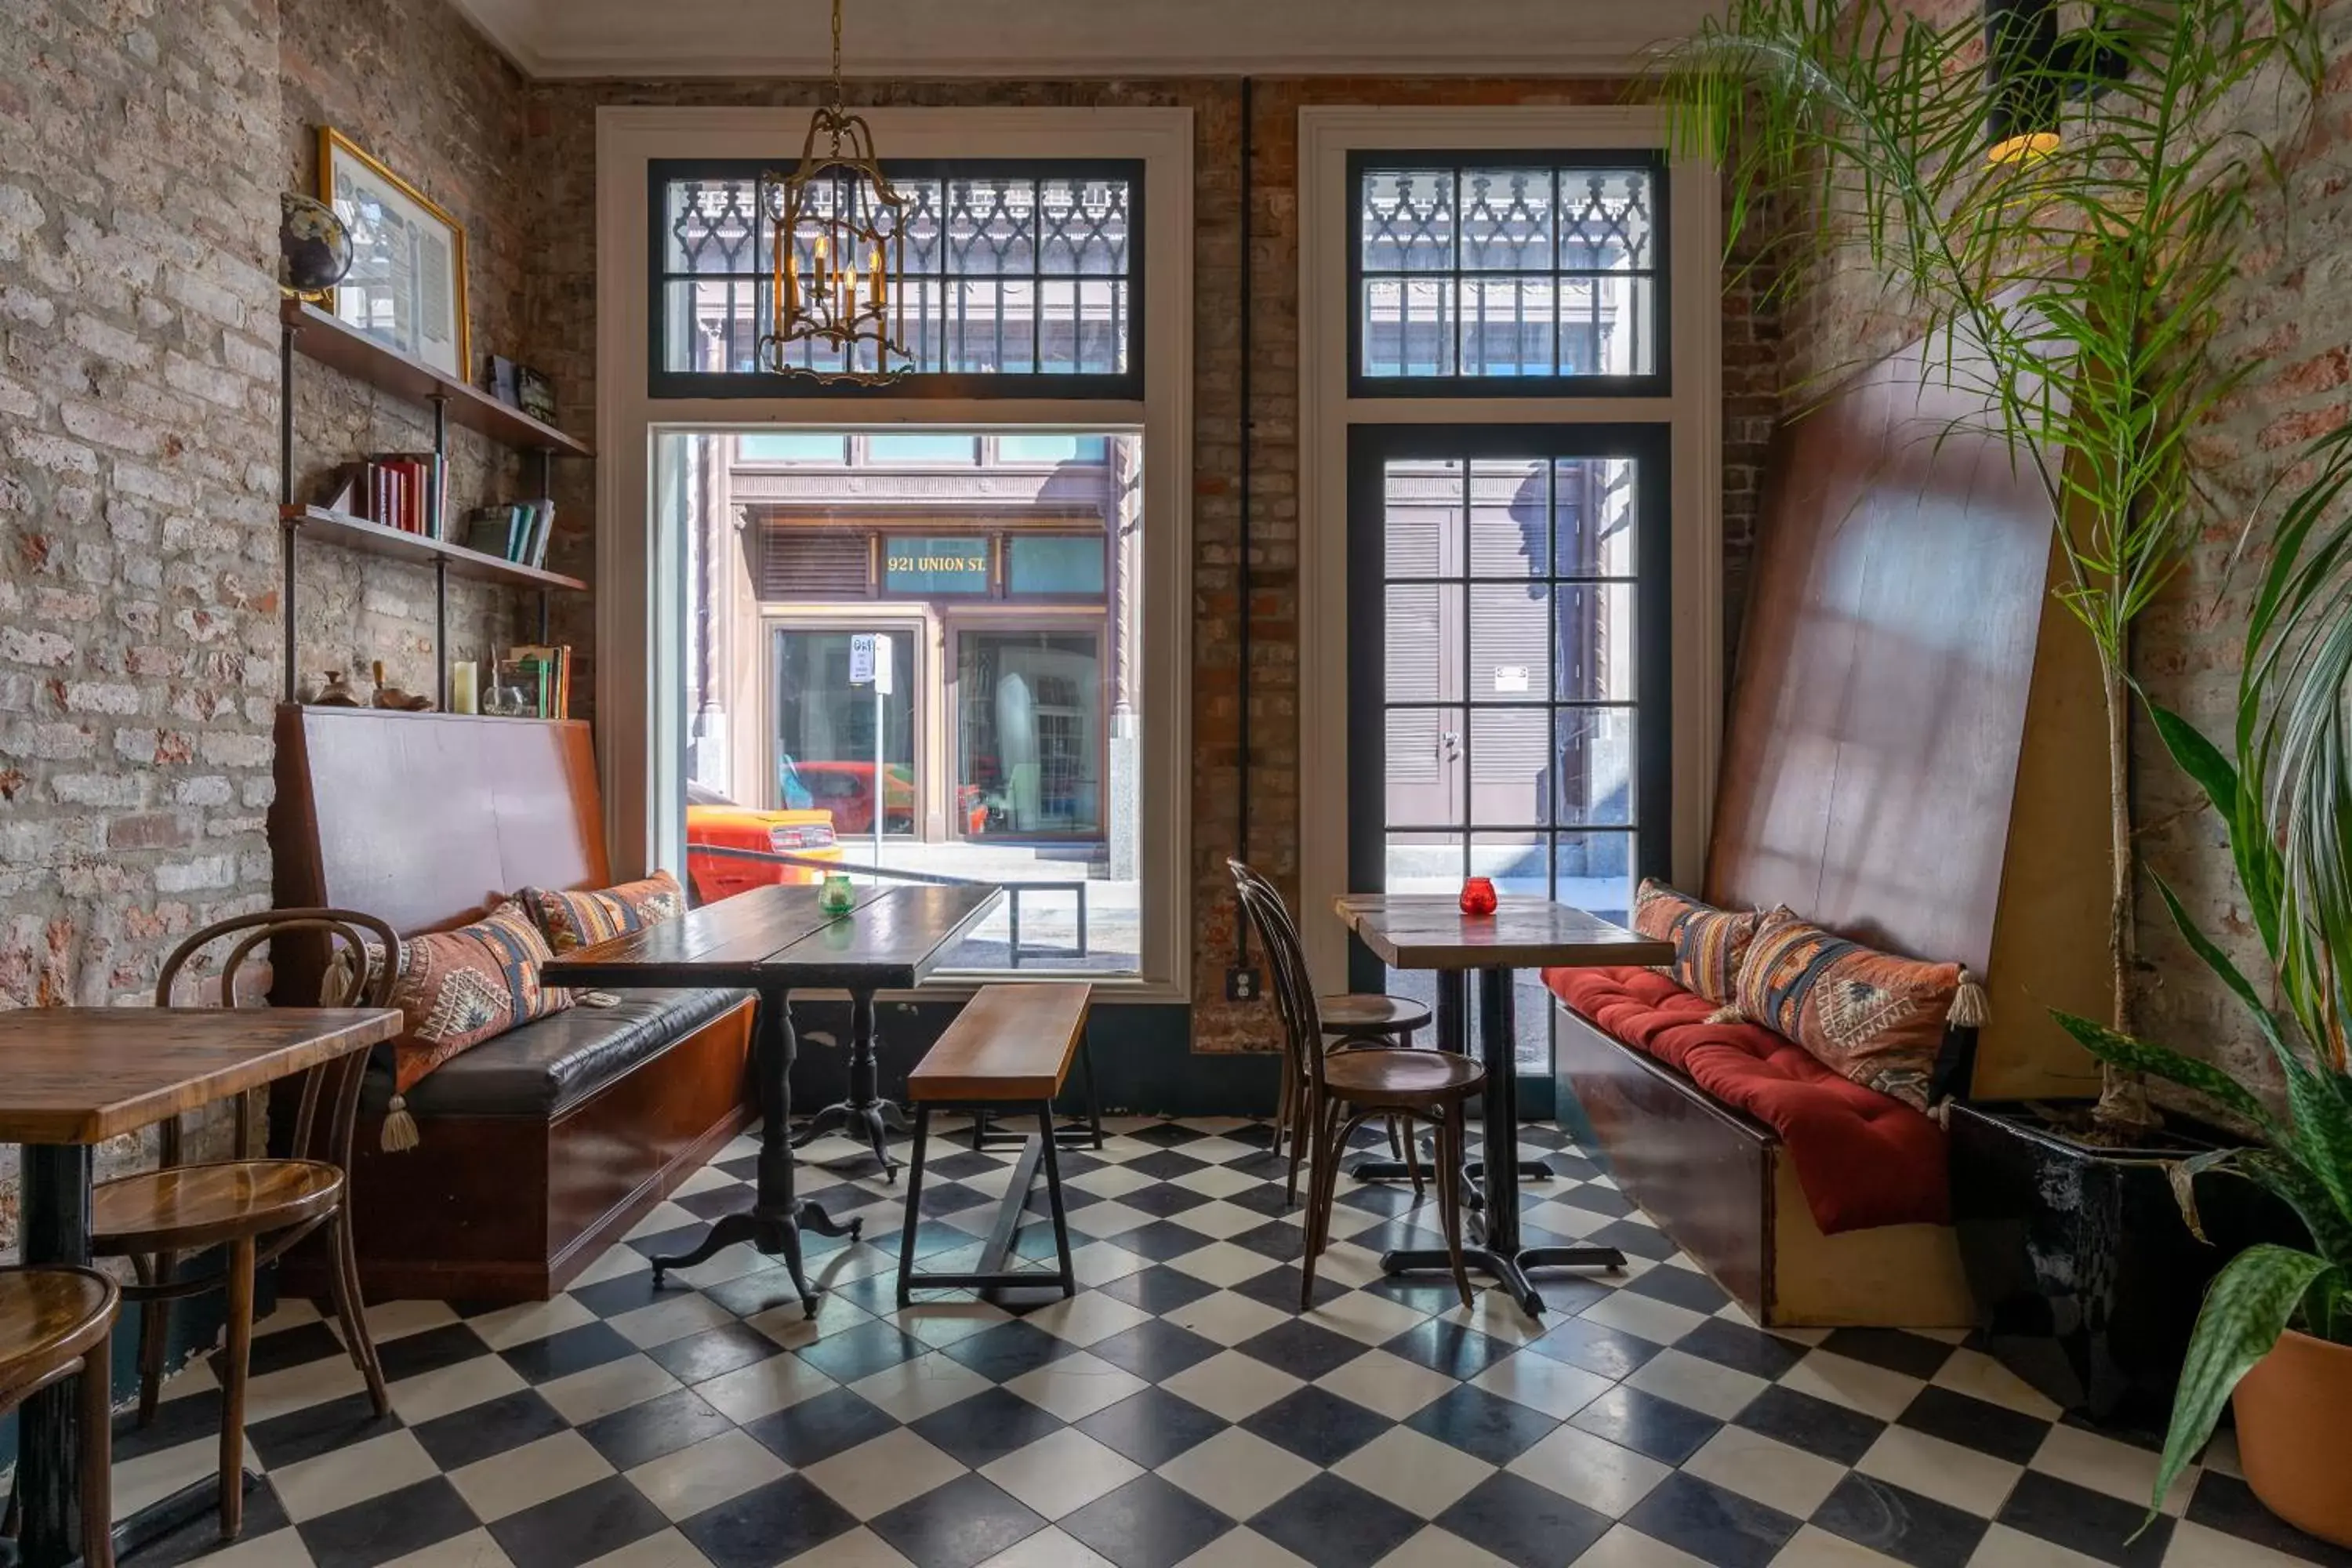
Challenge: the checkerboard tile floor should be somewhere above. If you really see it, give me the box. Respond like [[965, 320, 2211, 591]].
[[111, 1117, 2352, 1568]]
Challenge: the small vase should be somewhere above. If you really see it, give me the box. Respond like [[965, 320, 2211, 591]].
[[819, 871, 855, 915], [313, 670, 362, 708], [1459, 876, 1498, 916], [2232, 1326, 2352, 1545]]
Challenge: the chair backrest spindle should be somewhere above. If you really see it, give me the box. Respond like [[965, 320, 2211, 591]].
[[150, 909, 401, 1169]]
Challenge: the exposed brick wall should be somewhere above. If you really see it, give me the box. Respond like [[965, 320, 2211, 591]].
[[0, 0, 532, 1253], [520, 75, 1780, 1051]]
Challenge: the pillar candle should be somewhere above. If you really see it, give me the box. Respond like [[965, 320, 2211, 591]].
[[450, 660, 479, 716]]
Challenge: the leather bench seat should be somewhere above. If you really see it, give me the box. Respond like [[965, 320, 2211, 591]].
[[363, 988, 753, 1118], [1544, 965, 1949, 1235]]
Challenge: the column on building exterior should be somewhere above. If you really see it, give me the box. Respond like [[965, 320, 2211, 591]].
[[1106, 434, 1145, 880]]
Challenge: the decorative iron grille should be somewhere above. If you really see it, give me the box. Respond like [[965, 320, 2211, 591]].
[[1352, 155, 1664, 389], [655, 161, 1140, 395]]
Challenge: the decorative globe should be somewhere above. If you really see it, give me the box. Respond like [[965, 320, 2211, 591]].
[[280, 192, 353, 296]]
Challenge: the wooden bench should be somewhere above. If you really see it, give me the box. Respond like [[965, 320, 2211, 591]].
[[896, 984, 1094, 1306]]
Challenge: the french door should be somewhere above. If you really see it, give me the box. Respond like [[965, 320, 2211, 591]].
[[1346, 423, 1671, 1102]]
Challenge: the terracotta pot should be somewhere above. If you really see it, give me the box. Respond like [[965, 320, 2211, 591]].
[[2233, 1326, 2352, 1547]]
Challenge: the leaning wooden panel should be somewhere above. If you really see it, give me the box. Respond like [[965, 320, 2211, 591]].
[[1704, 329, 2106, 1099]]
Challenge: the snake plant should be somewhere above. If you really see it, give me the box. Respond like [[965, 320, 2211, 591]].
[[2055, 416, 2352, 1519]]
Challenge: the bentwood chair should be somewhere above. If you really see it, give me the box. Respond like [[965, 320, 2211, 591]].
[[1229, 863, 1483, 1310], [93, 909, 397, 1540], [1228, 862, 1434, 1200], [1, 1267, 121, 1568]]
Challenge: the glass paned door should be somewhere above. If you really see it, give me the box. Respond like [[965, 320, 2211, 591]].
[[772, 627, 918, 837], [954, 629, 1105, 839], [1347, 425, 1671, 1091]]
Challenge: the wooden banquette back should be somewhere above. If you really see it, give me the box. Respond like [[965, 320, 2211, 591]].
[[1707, 334, 2111, 1101], [270, 705, 607, 996]]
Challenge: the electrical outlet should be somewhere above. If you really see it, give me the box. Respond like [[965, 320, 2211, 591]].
[[1225, 965, 1263, 1002]]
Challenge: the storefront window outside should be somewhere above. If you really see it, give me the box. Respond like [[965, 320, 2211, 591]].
[[740, 433, 847, 462], [999, 434, 1109, 463], [772, 628, 917, 835], [957, 631, 1103, 837], [1006, 536, 1105, 595], [868, 433, 980, 464]]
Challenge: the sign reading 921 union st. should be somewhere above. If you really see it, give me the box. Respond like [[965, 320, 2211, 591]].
[[884, 535, 991, 595]]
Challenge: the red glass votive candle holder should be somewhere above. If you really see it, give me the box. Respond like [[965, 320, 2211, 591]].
[[1460, 876, 1498, 916]]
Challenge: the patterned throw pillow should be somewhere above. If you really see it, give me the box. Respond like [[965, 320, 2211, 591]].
[[385, 902, 571, 1094], [523, 869, 687, 956], [1730, 913, 1962, 1112], [1630, 879, 1769, 1006]]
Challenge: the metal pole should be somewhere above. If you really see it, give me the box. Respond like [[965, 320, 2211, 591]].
[[281, 322, 298, 702], [873, 679, 884, 883]]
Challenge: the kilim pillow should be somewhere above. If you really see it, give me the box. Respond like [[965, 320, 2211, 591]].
[[384, 901, 571, 1097], [523, 869, 687, 956], [1629, 879, 1769, 1006], [1730, 913, 1963, 1112]]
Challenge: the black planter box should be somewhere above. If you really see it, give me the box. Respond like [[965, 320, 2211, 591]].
[[1950, 1100, 2305, 1428]]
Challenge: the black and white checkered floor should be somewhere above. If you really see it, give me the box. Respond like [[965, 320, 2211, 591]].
[[111, 1118, 2350, 1568]]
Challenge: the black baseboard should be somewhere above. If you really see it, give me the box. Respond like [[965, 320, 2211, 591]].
[[785, 1000, 1283, 1119]]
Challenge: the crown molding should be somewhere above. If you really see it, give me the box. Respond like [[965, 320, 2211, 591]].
[[448, 0, 1713, 81]]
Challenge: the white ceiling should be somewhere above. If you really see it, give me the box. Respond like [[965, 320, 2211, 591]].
[[448, 0, 1721, 81]]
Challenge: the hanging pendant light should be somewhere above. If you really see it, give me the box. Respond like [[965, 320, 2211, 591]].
[[1984, 0, 2128, 164], [758, 0, 909, 383]]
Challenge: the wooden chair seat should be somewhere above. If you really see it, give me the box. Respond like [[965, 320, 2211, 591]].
[[1318, 993, 1431, 1035], [0, 1266, 120, 1568], [93, 1160, 344, 1256], [1321, 1047, 1485, 1105], [0, 1268, 117, 1394]]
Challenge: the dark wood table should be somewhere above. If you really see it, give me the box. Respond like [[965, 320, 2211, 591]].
[[0, 1007, 404, 1568], [543, 881, 1002, 1314], [1333, 895, 1671, 1316]]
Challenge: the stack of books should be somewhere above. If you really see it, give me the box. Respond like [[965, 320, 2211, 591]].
[[496, 644, 572, 720], [463, 500, 556, 568], [336, 452, 448, 539]]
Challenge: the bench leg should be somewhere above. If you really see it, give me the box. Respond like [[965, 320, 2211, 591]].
[[897, 1105, 931, 1309], [1080, 1039, 1105, 1151], [1039, 1100, 1076, 1296]]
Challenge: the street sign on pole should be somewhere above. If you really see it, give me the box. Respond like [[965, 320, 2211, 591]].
[[848, 634, 893, 881]]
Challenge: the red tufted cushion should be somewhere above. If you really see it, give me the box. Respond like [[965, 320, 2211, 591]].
[[1544, 966, 1949, 1235]]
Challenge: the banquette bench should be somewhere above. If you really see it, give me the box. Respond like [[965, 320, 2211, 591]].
[[1543, 328, 2111, 1329], [267, 706, 757, 1302]]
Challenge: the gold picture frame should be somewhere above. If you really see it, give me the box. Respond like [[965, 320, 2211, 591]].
[[317, 126, 471, 376]]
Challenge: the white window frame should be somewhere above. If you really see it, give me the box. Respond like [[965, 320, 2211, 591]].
[[597, 107, 1194, 1000], [1297, 105, 1723, 990]]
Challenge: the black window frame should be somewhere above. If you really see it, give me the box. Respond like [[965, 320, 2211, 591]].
[[650, 157, 1147, 402], [1347, 149, 1669, 400]]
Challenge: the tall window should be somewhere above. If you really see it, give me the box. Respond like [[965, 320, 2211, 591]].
[[1350, 152, 1665, 395], [653, 160, 1142, 398]]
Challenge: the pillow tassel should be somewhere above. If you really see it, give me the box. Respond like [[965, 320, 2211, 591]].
[[381, 1095, 420, 1153], [1947, 967, 1991, 1029], [1705, 1004, 1747, 1025]]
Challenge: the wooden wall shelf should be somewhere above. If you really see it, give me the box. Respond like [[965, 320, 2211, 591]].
[[281, 506, 587, 593], [281, 300, 592, 459]]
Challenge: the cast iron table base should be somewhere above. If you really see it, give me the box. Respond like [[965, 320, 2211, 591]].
[[1375, 969, 1624, 1316], [647, 985, 860, 1312], [789, 985, 908, 1178]]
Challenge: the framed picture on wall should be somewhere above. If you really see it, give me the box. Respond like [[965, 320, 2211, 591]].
[[318, 126, 470, 376]]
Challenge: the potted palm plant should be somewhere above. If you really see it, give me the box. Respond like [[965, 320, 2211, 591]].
[[1651, 0, 2321, 1421], [2057, 420, 2352, 1545]]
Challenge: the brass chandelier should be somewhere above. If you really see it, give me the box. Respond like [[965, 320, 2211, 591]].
[[757, 0, 910, 383]]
